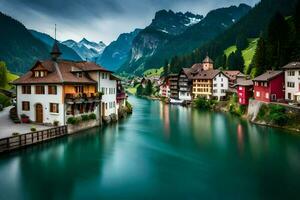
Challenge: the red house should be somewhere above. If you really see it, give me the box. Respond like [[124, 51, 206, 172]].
[[253, 71, 284, 102], [236, 80, 253, 105]]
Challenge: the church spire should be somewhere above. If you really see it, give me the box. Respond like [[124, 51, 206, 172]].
[[50, 24, 61, 61]]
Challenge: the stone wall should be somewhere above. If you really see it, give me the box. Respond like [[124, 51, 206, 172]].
[[68, 120, 100, 134]]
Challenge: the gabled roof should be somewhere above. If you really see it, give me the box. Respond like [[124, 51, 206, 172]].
[[191, 69, 221, 80], [236, 79, 253, 86], [203, 56, 213, 63], [282, 62, 300, 69], [253, 70, 283, 82], [223, 70, 245, 80], [13, 59, 113, 85]]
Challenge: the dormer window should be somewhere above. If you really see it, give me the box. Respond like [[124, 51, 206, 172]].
[[76, 72, 83, 78], [34, 70, 47, 78]]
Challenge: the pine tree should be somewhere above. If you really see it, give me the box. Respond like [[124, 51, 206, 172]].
[[236, 34, 249, 51], [250, 37, 267, 77], [145, 80, 153, 96], [292, 0, 300, 60], [163, 60, 169, 76], [235, 50, 245, 71], [0, 61, 8, 88], [266, 12, 290, 69], [227, 52, 236, 70]]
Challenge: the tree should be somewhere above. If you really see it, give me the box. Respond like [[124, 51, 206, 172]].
[[0, 61, 8, 88], [227, 52, 236, 70], [163, 60, 169, 76], [144, 80, 153, 96], [236, 34, 249, 50], [136, 85, 144, 96], [215, 54, 227, 69], [266, 12, 290, 69], [250, 37, 267, 77], [234, 50, 245, 71]]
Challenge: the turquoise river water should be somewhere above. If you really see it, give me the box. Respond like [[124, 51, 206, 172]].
[[0, 96, 300, 200]]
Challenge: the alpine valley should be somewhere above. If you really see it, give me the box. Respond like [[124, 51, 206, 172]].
[[0, 0, 298, 76]]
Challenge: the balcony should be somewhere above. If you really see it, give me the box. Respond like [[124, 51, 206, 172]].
[[65, 92, 102, 104], [117, 92, 127, 101]]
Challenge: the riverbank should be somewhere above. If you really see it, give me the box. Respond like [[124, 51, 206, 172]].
[[138, 94, 300, 134]]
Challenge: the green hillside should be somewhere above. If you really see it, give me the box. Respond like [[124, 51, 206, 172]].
[[2, 71, 19, 90], [224, 38, 258, 72], [143, 67, 163, 77]]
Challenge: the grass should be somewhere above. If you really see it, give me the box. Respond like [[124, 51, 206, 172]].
[[143, 67, 163, 77], [126, 84, 140, 95], [242, 38, 258, 71], [223, 38, 258, 71], [1, 71, 19, 90]]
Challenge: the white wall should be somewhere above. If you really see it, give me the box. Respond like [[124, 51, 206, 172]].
[[178, 91, 192, 101], [285, 70, 300, 100], [212, 73, 229, 100], [98, 72, 117, 117], [17, 85, 64, 125]]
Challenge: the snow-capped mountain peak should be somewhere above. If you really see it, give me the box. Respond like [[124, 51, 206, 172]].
[[62, 38, 106, 61]]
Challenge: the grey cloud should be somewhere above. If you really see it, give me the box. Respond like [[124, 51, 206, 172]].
[[0, 0, 259, 44]]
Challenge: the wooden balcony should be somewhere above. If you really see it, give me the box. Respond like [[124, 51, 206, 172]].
[[65, 93, 102, 104]]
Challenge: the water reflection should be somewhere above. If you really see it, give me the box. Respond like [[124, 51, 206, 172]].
[[0, 96, 299, 199]]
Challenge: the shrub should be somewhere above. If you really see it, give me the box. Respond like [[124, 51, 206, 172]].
[[30, 126, 36, 132], [125, 101, 133, 113], [81, 114, 90, 121], [12, 132, 19, 136], [53, 120, 59, 126], [67, 117, 80, 125], [0, 93, 11, 108], [257, 104, 268, 120], [194, 97, 212, 110], [269, 105, 288, 126], [89, 113, 97, 120]]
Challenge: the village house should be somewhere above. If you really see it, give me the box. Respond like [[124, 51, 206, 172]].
[[169, 74, 179, 99], [223, 70, 247, 92], [159, 77, 170, 98], [178, 68, 193, 102], [253, 70, 284, 103], [13, 40, 118, 126], [282, 62, 300, 103], [191, 56, 229, 100], [236, 80, 253, 105]]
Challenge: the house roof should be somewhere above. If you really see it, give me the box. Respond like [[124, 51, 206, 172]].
[[282, 62, 300, 69], [13, 59, 112, 85], [191, 69, 221, 80], [223, 70, 245, 80], [236, 79, 253, 86], [203, 56, 213, 63], [253, 70, 283, 82]]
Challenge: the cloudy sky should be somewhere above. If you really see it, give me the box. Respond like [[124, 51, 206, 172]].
[[0, 0, 259, 45]]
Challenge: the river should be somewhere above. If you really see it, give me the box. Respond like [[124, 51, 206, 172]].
[[0, 96, 300, 199]]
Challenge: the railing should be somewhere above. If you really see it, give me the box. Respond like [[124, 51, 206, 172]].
[[0, 125, 68, 153], [65, 93, 101, 103]]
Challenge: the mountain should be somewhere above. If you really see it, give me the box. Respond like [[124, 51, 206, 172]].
[[62, 38, 106, 61], [148, 10, 203, 35], [118, 4, 251, 75], [166, 0, 298, 75], [30, 30, 82, 61], [0, 12, 49, 74], [97, 29, 141, 71]]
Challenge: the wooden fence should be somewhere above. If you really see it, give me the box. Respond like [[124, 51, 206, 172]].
[[0, 125, 68, 153]]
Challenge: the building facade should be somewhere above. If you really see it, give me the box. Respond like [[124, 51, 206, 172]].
[[178, 68, 192, 101], [283, 62, 300, 102], [13, 41, 117, 126], [236, 80, 253, 105], [169, 74, 179, 99], [159, 77, 170, 98], [253, 71, 284, 102]]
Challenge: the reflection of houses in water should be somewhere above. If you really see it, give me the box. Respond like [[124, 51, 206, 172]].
[[237, 124, 245, 155], [159, 102, 170, 138]]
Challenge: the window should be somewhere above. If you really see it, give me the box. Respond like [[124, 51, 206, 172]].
[[239, 86, 242, 91], [22, 86, 31, 94], [34, 71, 47, 77], [265, 93, 269, 99], [256, 91, 260, 97], [50, 103, 59, 113], [287, 82, 295, 88], [75, 85, 83, 93], [221, 78, 223, 82], [22, 101, 30, 111], [35, 85, 45, 94], [255, 82, 258, 86], [76, 72, 83, 78], [288, 71, 295, 76], [221, 84, 224, 87], [48, 86, 57, 94], [288, 93, 292, 100]]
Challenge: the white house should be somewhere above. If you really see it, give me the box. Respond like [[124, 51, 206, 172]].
[[13, 40, 118, 126], [283, 62, 300, 102], [212, 72, 229, 100]]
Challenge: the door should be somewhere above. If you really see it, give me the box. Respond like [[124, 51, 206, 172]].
[[101, 102, 105, 117], [35, 104, 43, 123]]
